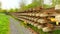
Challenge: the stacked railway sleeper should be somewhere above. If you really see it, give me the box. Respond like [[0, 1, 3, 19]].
[[10, 7, 60, 32]]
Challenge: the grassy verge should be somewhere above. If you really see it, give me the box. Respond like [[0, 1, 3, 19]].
[[0, 13, 9, 34]]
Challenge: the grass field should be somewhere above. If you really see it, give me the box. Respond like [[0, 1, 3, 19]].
[[0, 13, 9, 34]]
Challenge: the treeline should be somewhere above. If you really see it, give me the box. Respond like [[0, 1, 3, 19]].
[[0, 8, 18, 12], [0, 0, 60, 12], [19, 0, 57, 12]]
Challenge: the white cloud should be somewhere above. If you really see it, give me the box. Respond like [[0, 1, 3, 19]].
[[0, 0, 20, 9], [25, 0, 32, 5], [0, 0, 32, 9], [44, 0, 52, 5]]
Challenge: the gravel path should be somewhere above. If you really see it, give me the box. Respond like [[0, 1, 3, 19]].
[[9, 16, 33, 34]]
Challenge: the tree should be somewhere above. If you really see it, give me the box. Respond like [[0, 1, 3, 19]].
[[20, 0, 26, 7], [52, 0, 57, 7], [19, 0, 26, 11], [32, 0, 43, 7], [0, 2, 2, 11], [32, 0, 38, 3], [56, 0, 60, 4], [15, 8, 18, 12], [9, 9, 14, 12]]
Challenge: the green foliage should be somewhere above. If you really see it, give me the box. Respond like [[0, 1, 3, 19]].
[[52, 0, 56, 7], [19, 2, 39, 11], [0, 10, 7, 12], [9, 9, 14, 12], [9, 8, 18, 12], [43, 4, 52, 8], [19, 0, 60, 11], [56, 0, 60, 4], [0, 13, 9, 34]]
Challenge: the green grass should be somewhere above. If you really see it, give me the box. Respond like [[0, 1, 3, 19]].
[[0, 13, 9, 34]]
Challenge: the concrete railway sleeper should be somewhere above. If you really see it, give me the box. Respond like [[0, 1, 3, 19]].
[[16, 16, 47, 24], [10, 13, 56, 32], [14, 16, 54, 32], [15, 17, 39, 34], [9, 7, 60, 33], [16, 17, 44, 28], [11, 12, 48, 17], [12, 14, 60, 27]]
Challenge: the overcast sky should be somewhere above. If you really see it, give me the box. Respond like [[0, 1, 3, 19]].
[[0, 0, 32, 9], [0, 0, 52, 9]]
